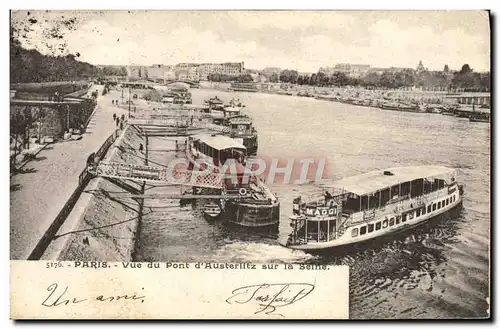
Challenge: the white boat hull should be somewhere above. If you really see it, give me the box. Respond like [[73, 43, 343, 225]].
[[286, 191, 462, 251]]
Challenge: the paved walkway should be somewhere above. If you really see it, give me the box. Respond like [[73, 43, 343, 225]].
[[10, 87, 128, 259]]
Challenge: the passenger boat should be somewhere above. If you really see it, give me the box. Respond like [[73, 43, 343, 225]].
[[186, 133, 279, 227], [204, 96, 225, 110], [284, 166, 464, 251], [226, 115, 258, 156], [202, 97, 259, 155]]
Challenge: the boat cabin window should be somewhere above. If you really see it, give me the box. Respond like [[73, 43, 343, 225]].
[[416, 209, 421, 217], [391, 185, 400, 200], [389, 218, 395, 226], [368, 223, 374, 233], [438, 202, 441, 210], [400, 181, 411, 198], [328, 220, 336, 239], [453, 195, 456, 202], [447, 198, 450, 205], [422, 207, 427, 215], [306, 222, 319, 242], [396, 216, 401, 224], [319, 222, 328, 242], [432, 203, 437, 211], [423, 178, 441, 193], [441, 200, 445, 208], [410, 179, 424, 198], [360, 226, 367, 235], [382, 220, 388, 228], [436, 179, 445, 189], [427, 205, 431, 213], [402, 214, 407, 222], [375, 222, 381, 230], [380, 188, 391, 206], [343, 195, 360, 213], [352, 228, 359, 238]]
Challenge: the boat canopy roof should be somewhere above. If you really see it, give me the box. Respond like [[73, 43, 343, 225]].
[[223, 106, 241, 112], [331, 166, 456, 196], [192, 134, 246, 151], [207, 97, 224, 104], [228, 116, 252, 124]]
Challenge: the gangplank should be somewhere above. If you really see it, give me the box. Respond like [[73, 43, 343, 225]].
[[106, 193, 249, 200], [128, 118, 231, 134], [89, 161, 225, 189]]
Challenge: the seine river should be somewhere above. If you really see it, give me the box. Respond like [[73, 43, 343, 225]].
[[134, 88, 490, 319]]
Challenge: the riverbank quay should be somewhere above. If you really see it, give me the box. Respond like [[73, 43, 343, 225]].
[[42, 125, 145, 261], [198, 82, 490, 117], [10, 88, 128, 260]]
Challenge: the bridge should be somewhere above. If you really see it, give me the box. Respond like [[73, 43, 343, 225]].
[[164, 80, 200, 88]]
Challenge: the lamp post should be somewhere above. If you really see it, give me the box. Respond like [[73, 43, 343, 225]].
[[128, 86, 131, 118]]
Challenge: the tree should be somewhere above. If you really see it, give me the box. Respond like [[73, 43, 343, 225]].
[[443, 64, 450, 73], [452, 64, 478, 90], [269, 72, 279, 83], [332, 72, 348, 87], [460, 64, 472, 74], [236, 74, 254, 83], [309, 73, 318, 86]]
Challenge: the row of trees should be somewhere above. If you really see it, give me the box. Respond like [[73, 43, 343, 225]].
[[207, 73, 254, 83], [263, 64, 490, 92], [11, 39, 100, 83], [10, 107, 45, 167]]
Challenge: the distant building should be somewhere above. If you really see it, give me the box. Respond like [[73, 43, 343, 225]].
[[187, 66, 200, 81], [368, 67, 389, 74], [147, 64, 166, 81], [416, 60, 426, 74], [164, 68, 176, 81], [176, 69, 188, 81], [333, 63, 371, 78], [197, 62, 244, 80], [261, 67, 282, 77], [126, 65, 147, 79], [318, 66, 337, 76]]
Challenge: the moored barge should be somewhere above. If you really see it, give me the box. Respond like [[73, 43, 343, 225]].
[[186, 133, 279, 227]]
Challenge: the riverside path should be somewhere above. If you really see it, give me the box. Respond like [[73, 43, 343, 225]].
[[10, 86, 129, 259]]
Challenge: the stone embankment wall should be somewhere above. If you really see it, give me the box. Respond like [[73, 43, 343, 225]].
[[10, 100, 96, 139], [56, 125, 146, 261]]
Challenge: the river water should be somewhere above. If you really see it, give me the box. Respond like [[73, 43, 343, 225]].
[[134, 88, 490, 319]]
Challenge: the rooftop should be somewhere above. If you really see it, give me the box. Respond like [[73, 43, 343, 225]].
[[192, 134, 246, 151], [331, 166, 456, 196]]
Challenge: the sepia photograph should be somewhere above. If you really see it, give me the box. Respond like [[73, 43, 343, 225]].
[[9, 9, 491, 319]]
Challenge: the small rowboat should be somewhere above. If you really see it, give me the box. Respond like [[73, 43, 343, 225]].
[[202, 203, 222, 219]]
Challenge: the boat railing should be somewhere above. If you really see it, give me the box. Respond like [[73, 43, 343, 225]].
[[349, 187, 452, 225]]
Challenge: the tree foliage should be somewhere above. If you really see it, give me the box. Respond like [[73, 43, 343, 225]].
[[208, 73, 254, 83], [274, 64, 489, 91]]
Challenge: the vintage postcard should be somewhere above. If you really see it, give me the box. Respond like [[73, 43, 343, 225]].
[[9, 10, 491, 319]]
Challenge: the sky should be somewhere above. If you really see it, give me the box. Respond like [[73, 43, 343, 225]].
[[11, 10, 491, 73]]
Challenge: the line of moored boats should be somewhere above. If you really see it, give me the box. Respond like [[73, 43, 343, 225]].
[[149, 94, 466, 253]]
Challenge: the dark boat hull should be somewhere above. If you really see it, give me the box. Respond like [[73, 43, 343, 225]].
[[225, 200, 280, 228]]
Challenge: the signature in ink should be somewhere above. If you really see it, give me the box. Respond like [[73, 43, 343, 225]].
[[226, 283, 315, 317], [41, 283, 146, 307]]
